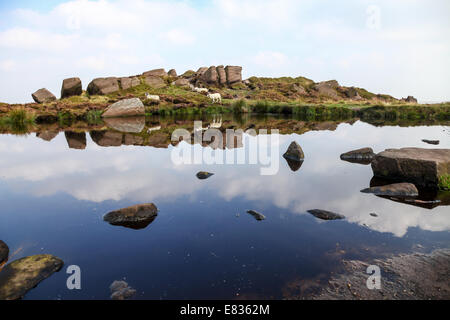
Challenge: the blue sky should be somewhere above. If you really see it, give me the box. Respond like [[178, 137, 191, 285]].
[[0, 0, 449, 103]]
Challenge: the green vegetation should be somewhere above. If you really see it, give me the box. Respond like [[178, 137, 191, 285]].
[[0, 108, 35, 134], [438, 175, 450, 191]]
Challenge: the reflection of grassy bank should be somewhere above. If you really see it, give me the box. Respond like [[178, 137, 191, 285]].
[[439, 175, 450, 191], [0, 108, 35, 134]]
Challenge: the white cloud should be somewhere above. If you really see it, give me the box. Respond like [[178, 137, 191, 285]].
[[253, 51, 289, 69], [162, 29, 196, 46], [0, 59, 16, 71]]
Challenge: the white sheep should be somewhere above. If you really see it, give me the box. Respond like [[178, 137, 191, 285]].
[[145, 93, 160, 101], [207, 93, 222, 103], [194, 87, 208, 94]]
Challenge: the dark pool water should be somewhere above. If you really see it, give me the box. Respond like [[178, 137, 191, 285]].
[[0, 116, 449, 299]]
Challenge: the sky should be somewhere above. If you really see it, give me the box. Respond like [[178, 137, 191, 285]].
[[0, 0, 449, 104]]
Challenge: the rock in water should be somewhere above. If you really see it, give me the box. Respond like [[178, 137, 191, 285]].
[[0, 240, 9, 264], [102, 98, 145, 118], [361, 182, 419, 197], [246, 210, 266, 221], [422, 139, 439, 145], [285, 158, 304, 172], [283, 141, 305, 162], [110, 280, 136, 300], [340, 147, 375, 164], [196, 171, 214, 180], [371, 148, 450, 189], [32, 88, 56, 103], [103, 203, 158, 229], [0, 254, 64, 300], [307, 209, 345, 221], [61, 77, 82, 98]]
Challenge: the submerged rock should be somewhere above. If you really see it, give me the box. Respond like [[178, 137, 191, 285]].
[[340, 147, 375, 164], [103, 203, 158, 230], [246, 210, 266, 221], [283, 141, 305, 162], [422, 139, 439, 145], [110, 280, 136, 300], [32, 88, 56, 104], [0, 254, 63, 300], [370, 213, 378, 217], [64, 131, 86, 150], [371, 148, 450, 188], [307, 209, 345, 221], [102, 98, 145, 118], [103, 117, 145, 133], [196, 171, 214, 180], [0, 240, 9, 264], [361, 182, 419, 197]]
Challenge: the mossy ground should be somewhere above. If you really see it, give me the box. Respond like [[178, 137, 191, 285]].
[[438, 175, 450, 191]]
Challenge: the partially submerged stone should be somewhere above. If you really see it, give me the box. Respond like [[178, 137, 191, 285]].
[[0, 240, 9, 264], [0, 254, 63, 300], [103, 117, 145, 133], [102, 98, 145, 118], [307, 209, 345, 221], [110, 280, 136, 300], [371, 148, 450, 189], [361, 182, 419, 197], [61, 77, 82, 98], [283, 141, 305, 162], [340, 147, 375, 164], [246, 210, 266, 221], [103, 203, 158, 230], [64, 131, 86, 150], [32, 88, 56, 103], [196, 171, 214, 180], [422, 139, 439, 145]]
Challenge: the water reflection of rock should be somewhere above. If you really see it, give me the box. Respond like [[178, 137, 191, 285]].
[[64, 131, 86, 150], [285, 158, 304, 172], [0, 240, 8, 265], [36, 131, 59, 142], [103, 117, 145, 133]]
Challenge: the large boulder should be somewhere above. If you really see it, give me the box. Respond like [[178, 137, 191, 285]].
[[32, 88, 56, 103], [87, 77, 120, 95], [168, 69, 177, 77], [103, 203, 158, 229], [225, 66, 242, 84], [216, 65, 227, 85], [61, 77, 82, 98], [144, 75, 166, 88], [102, 98, 145, 118], [314, 81, 339, 99], [64, 131, 86, 150], [0, 254, 63, 300], [283, 141, 305, 162], [361, 182, 419, 197], [173, 78, 191, 88], [120, 77, 140, 90], [200, 66, 218, 84], [196, 67, 208, 75], [143, 68, 167, 77], [0, 240, 8, 264], [371, 148, 450, 189]]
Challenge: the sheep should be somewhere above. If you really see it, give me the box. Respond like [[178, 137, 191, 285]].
[[207, 93, 222, 103], [145, 93, 160, 101], [194, 87, 208, 94]]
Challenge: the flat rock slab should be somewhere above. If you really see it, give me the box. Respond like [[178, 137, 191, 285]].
[[246, 210, 266, 221], [196, 171, 214, 180], [102, 98, 145, 118], [361, 182, 419, 197], [0, 240, 9, 264], [371, 147, 450, 188], [104, 203, 158, 230], [307, 209, 345, 221], [340, 147, 375, 165], [0, 254, 63, 300], [283, 141, 305, 162]]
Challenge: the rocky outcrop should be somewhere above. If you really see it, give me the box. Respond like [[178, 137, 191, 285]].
[[371, 148, 450, 188], [340, 147, 375, 164], [143, 68, 167, 77], [283, 141, 305, 162], [168, 69, 177, 77], [0, 254, 64, 300], [173, 78, 191, 88], [102, 98, 145, 118], [402, 96, 418, 103], [103, 203, 158, 229], [196, 67, 208, 75], [216, 65, 226, 85], [313, 81, 339, 100], [246, 210, 266, 221], [103, 117, 145, 133], [119, 77, 140, 90], [32, 88, 56, 103], [196, 171, 214, 180], [225, 66, 242, 84], [144, 75, 166, 88], [0, 240, 8, 264], [61, 77, 82, 98], [64, 131, 87, 149], [110, 280, 136, 300], [200, 66, 218, 84], [361, 182, 419, 197], [307, 209, 345, 221], [343, 87, 362, 100], [87, 77, 120, 95]]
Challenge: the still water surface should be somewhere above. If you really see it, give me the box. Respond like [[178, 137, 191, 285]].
[[0, 116, 449, 299]]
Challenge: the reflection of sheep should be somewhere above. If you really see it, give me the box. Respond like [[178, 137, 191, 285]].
[[209, 115, 222, 128], [147, 126, 161, 133], [145, 93, 160, 101], [207, 93, 222, 103]]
